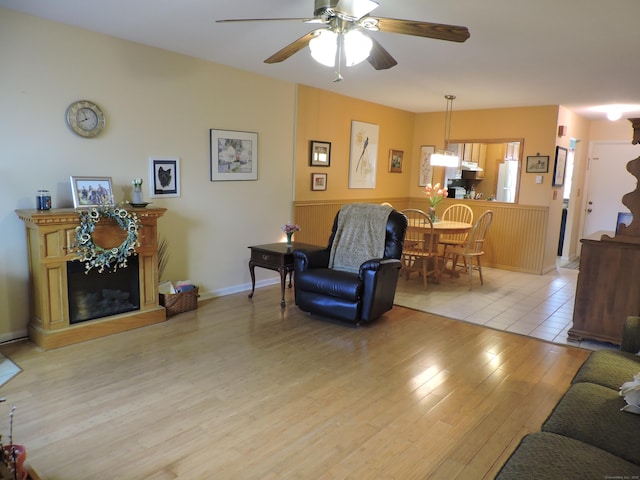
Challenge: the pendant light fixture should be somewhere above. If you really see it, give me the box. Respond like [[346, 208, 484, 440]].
[[430, 94, 460, 167]]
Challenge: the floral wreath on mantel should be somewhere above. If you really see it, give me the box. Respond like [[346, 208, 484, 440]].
[[74, 206, 141, 273]]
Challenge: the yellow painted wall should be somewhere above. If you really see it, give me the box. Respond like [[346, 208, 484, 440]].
[[589, 118, 636, 141], [295, 85, 416, 202], [411, 106, 560, 205], [556, 106, 592, 260]]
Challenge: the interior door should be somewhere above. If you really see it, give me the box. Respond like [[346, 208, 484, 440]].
[[583, 142, 640, 237]]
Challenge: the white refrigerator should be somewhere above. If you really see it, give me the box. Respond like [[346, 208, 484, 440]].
[[496, 161, 518, 202]]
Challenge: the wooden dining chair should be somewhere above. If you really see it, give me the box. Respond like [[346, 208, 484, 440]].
[[443, 210, 493, 289], [440, 204, 473, 248], [400, 209, 439, 289]]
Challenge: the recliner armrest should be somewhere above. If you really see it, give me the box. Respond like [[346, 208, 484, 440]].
[[621, 316, 640, 354], [293, 248, 330, 271], [360, 258, 402, 273]]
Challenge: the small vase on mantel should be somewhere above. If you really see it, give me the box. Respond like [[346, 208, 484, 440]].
[[286, 232, 293, 246], [132, 178, 143, 205], [428, 207, 437, 223], [133, 187, 143, 205]]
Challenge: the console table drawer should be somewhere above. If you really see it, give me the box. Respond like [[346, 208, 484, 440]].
[[251, 250, 287, 266]]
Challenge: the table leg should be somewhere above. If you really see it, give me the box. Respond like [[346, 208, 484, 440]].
[[248, 260, 256, 299], [278, 267, 287, 308]]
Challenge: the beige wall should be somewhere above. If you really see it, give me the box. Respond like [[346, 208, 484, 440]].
[[295, 85, 416, 202], [0, 9, 296, 341]]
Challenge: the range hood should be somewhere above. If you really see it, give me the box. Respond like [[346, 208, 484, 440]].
[[461, 161, 484, 172]]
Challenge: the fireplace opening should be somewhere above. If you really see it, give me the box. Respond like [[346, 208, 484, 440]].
[[67, 256, 140, 324]]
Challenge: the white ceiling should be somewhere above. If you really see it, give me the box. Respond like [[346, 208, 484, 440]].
[[3, 0, 640, 120]]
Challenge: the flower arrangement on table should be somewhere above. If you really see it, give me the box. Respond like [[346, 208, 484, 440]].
[[424, 183, 448, 222], [281, 222, 301, 246]]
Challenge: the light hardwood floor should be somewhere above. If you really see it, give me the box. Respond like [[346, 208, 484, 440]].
[[0, 284, 589, 479]]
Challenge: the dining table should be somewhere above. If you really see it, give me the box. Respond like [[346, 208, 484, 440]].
[[405, 219, 473, 281]]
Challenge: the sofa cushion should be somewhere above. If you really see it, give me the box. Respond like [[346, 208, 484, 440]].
[[495, 432, 640, 480], [572, 349, 640, 390], [542, 382, 640, 466]]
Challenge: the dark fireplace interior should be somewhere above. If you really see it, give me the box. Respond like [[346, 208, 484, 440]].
[[67, 257, 141, 324]]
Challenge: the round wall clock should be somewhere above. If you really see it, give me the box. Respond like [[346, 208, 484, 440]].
[[66, 100, 106, 138]]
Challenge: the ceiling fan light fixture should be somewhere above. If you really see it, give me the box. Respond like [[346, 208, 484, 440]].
[[344, 29, 373, 66], [309, 29, 338, 67]]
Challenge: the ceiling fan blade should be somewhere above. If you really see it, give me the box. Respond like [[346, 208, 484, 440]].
[[367, 36, 397, 70], [372, 17, 470, 43], [216, 18, 313, 23], [264, 31, 320, 64]]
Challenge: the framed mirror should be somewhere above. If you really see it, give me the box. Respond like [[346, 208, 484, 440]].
[[444, 139, 524, 203]]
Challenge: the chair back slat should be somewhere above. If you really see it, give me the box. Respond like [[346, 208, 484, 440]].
[[400, 209, 439, 289], [464, 210, 493, 255], [440, 204, 474, 245]]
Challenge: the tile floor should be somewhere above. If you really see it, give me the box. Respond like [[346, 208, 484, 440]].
[[394, 261, 614, 351]]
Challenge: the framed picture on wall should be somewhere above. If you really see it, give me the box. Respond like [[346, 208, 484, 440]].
[[70, 176, 114, 208], [553, 146, 568, 186], [349, 120, 379, 189], [310, 140, 331, 167], [150, 157, 180, 198], [526, 155, 549, 173], [419, 145, 435, 186], [311, 172, 327, 191], [389, 149, 403, 173], [210, 129, 258, 181]]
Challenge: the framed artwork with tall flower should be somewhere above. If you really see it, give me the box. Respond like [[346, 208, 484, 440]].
[[419, 145, 435, 186], [553, 146, 568, 186], [349, 121, 378, 189]]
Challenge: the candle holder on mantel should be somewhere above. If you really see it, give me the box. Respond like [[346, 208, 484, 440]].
[[602, 118, 640, 243]]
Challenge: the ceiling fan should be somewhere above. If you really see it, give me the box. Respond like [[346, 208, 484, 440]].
[[217, 0, 470, 79]]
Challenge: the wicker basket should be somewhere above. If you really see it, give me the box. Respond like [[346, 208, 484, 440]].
[[160, 287, 199, 317]]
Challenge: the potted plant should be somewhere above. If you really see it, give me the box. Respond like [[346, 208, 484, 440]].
[[0, 406, 26, 480]]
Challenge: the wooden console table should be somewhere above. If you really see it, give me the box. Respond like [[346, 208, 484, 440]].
[[248, 242, 323, 308], [15, 207, 166, 350]]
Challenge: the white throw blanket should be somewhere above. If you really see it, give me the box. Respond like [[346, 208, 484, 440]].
[[620, 371, 640, 414], [328, 203, 392, 273]]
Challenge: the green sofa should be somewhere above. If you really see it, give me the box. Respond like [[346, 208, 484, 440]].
[[496, 316, 640, 479]]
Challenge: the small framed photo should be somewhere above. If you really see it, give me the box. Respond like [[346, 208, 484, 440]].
[[70, 176, 114, 208], [310, 140, 331, 167], [553, 146, 568, 186], [526, 155, 549, 173], [419, 145, 435, 186], [210, 129, 258, 181], [389, 149, 403, 173], [311, 172, 327, 191], [150, 158, 180, 198]]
